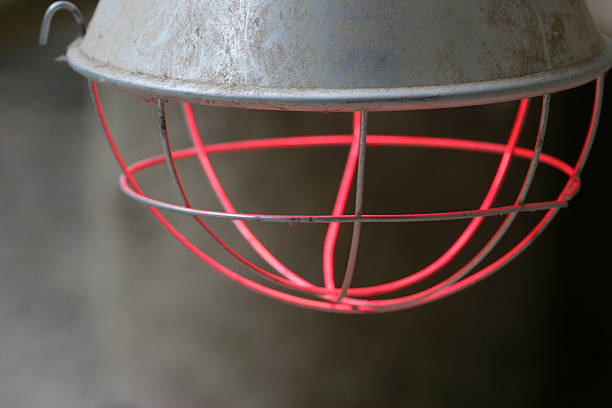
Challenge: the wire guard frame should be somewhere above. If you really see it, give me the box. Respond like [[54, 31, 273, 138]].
[[38, 1, 607, 313], [85, 75, 604, 313]]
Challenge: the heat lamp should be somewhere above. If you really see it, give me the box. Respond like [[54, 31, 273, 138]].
[[40, 0, 612, 312]]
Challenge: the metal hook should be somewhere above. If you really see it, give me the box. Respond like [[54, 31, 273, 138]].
[[39, 1, 86, 46]]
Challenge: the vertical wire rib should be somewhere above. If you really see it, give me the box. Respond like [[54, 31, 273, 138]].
[[323, 112, 363, 290], [564, 76, 604, 200], [336, 112, 368, 303], [157, 100, 191, 206], [515, 96, 550, 203], [379, 96, 550, 311]]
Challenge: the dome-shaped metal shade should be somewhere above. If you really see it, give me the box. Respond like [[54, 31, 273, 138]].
[[66, 0, 612, 110]]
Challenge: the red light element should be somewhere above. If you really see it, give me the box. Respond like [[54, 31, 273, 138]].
[[91, 80, 599, 312], [183, 103, 312, 287], [323, 112, 363, 290]]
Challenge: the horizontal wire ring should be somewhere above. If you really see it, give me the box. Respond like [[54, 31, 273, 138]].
[[118, 136, 574, 223]]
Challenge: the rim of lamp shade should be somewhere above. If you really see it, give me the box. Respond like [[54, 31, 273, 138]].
[[67, 37, 612, 111], [65, 0, 612, 111]]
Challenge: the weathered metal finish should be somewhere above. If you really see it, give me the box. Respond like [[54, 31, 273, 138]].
[[65, 0, 612, 111]]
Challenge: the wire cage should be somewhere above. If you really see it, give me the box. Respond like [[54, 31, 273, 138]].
[[40, 0, 612, 312]]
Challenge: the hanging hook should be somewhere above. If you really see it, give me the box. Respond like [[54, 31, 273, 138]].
[[39, 1, 86, 46]]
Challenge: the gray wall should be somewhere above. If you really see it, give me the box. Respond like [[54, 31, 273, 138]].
[[1, 2, 610, 407]]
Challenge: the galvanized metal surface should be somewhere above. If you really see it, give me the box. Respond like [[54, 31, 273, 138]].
[[64, 0, 612, 110]]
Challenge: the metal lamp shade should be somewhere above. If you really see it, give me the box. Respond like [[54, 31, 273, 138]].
[[66, 0, 612, 111]]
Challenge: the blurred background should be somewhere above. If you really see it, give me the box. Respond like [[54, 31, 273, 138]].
[[1, 1, 611, 407]]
